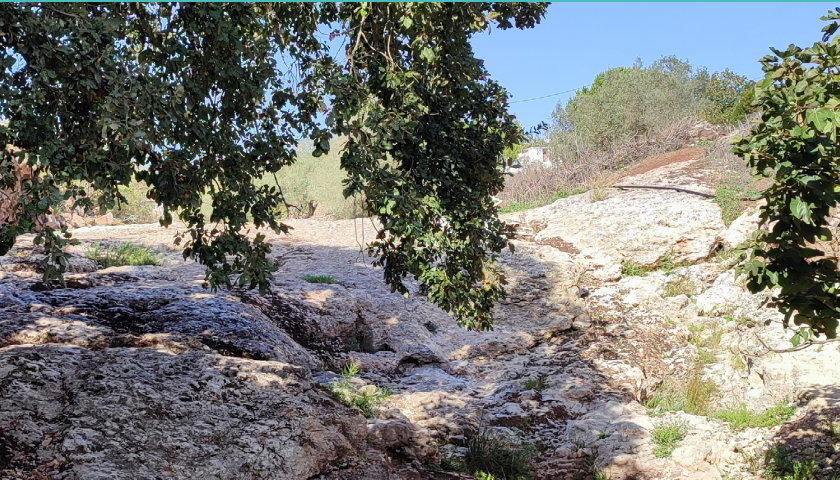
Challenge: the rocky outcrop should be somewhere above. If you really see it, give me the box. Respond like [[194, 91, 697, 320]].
[[0, 273, 371, 480]]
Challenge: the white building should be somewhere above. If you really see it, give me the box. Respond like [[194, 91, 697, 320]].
[[508, 146, 552, 173]]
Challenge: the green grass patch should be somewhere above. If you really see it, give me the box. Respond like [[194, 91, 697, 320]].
[[714, 184, 747, 226], [713, 403, 795, 430], [497, 187, 587, 213], [651, 421, 688, 458], [327, 362, 391, 418], [83, 242, 160, 268], [304, 274, 342, 285], [645, 370, 717, 416], [621, 260, 648, 277], [552, 187, 586, 201], [498, 201, 543, 213], [644, 389, 687, 417]]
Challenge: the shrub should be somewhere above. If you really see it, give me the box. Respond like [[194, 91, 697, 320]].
[[83, 242, 160, 268], [651, 420, 688, 458], [703, 69, 756, 126], [731, 10, 840, 339], [463, 426, 535, 480], [556, 57, 709, 153], [763, 445, 818, 480], [713, 403, 795, 430], [328, 362, 391, 418]]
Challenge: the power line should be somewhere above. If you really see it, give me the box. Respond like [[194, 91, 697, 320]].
[[509, 87, 579, 104]]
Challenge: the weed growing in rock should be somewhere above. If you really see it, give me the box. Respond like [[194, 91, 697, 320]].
[[304, 274, 342, 285], [829, 416, 840, 439], [593, 467, 610, 480], [683, 371, 717, 415], [463, 425, 535, 480], [651, 421, 688, 458], [522, 375, 547, 392], [621, 261, 647, 277], [645, 371, 717, 416], [723, 313, 756, 328], [83, 242, 160, 268], [327, 361, 391, 418], [696, 349, 717, 366], [688, 323, 723, 352], [658, 253, 677, 275], [713, 403, 794, 430], [644, 389, 686, 417], [763, 445, 818, 480], [729, 354, 747, 371], [662, 275, 698, 298]]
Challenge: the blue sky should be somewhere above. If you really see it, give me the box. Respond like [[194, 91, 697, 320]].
[[471, 2, 835, 130]]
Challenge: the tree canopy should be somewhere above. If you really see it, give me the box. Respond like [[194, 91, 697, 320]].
[[735, 8, 840, 341], [0, 2, 548, 330]]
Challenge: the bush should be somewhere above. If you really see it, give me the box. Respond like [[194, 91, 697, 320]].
[[651, 420, 688, 458], [554, 57, 708, 155], [763, 445, 818, 480], [703, 69, 756, 126], [83, 242, 160, 268], [463, 426, 535, 480], [327, 362, 391, 418]]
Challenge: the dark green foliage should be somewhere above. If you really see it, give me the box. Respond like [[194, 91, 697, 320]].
[[550, 56, 709, 159], [734, 9, 840, 340], [704, 69, 756, 126], [0, 3, 548, 330]]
